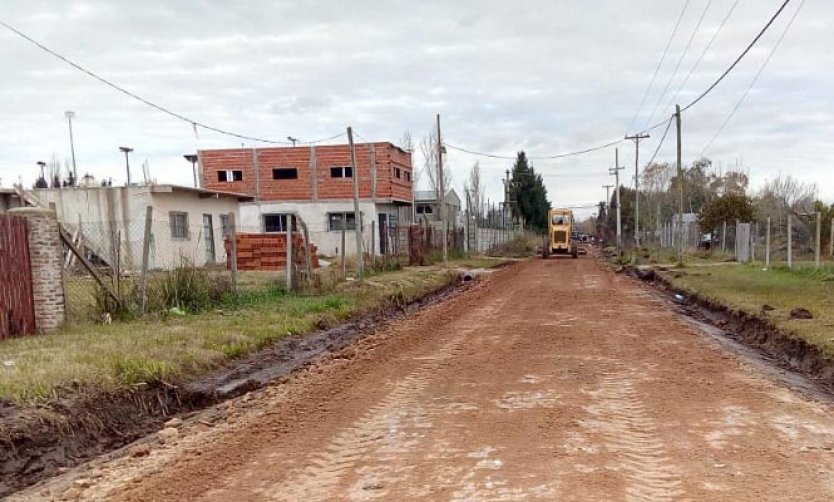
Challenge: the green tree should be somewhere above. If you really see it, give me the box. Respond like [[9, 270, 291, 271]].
[[509, 151, 550, 232], [697, 194, 756, 233]]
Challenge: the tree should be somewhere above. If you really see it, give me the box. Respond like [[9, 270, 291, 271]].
[[509, 151, 550, 232], [419, 129, 451, 200], [463, 161, 484, 221], [697, 194, 756, 234]]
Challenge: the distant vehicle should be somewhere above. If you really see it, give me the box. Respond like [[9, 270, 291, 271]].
[[543, 208, 578, 259]]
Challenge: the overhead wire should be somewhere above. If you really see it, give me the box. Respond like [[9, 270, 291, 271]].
[[0, 18, 344, 146], [643, 0, 713, 130], [625, 0, 691, 135], [700, 0, 806, 156], [681, 0, 793, 112], [645, 116, 674, 167], [667, 0, 740, 113]]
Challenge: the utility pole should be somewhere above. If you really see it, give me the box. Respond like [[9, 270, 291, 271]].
[[625, 133, 649, 247], [347, 127, 364, 282], [65, 111, 78, 181], [436, 113, 448, 265], [602, 184, 613, 208], [675, 104, 683, 262], [609, 149, 624, 248], [184, 154, 199, 187]]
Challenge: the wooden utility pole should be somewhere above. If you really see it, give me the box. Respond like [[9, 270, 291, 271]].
[[625, 133, 649, 247], [609, 149, 624, 249], [229, 212, 238, 292], [139, 205, 153, 314], [436, 114, 448, 265], [815, 211, 821, 268], [675, 104, 683, 262], [285, 214, 293, 291], [347, 126, 364, 282]]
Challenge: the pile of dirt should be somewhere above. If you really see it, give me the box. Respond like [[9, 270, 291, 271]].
[[631, 266, 834, 388], [0, 275, 476, 498]]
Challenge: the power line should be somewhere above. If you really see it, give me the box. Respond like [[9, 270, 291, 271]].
[[646, 116, 674, 166], [681, 0, 793, 113], [700, 0, 806, 156], [644, 0, 713, 130], [625, 0, 691, 135], [0, 19, 343, 146], [668, 0, 740, 111], [444, 137, 625, 161]]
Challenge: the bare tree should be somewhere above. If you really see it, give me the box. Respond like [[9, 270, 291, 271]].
[[401, 130, 420, 223], [465, 161, 484, 221], [419, 129, 451, 201]]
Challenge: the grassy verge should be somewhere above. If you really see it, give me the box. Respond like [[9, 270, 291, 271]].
[[659, 263, 834, 356], [1, 259, 501, 404]]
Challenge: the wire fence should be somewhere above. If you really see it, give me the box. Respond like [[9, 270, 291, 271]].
[[653, 214, 834, 267]]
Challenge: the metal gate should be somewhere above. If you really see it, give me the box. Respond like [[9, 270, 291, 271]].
[[0, 215, 35, 339]]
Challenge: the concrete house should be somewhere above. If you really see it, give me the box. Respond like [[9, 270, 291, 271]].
[[198, 142, 413, 256], [31, 184, 252, 270], [414, 189, 462, 228]]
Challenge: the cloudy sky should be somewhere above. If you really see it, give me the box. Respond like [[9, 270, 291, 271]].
[[1, 0, 830, 217]]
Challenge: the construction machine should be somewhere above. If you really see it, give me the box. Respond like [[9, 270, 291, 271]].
[[543, 208, 578, 259]]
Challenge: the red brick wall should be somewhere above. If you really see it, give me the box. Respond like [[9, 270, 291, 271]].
[[224, 233, 320, 271], [200, 143, 412, 203]]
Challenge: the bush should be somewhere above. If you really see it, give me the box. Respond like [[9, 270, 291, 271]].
[[487, 234, 538, 257], [146, 260, 232, 314]]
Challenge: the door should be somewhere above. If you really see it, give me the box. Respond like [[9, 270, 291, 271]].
[[203, 214, 216, 263], [378, 213, 388, 255]]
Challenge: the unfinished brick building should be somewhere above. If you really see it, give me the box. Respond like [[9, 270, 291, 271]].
[[198, 142, 413, 257]]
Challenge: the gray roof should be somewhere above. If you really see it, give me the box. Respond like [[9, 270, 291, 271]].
[[414, 189, 460, 205]]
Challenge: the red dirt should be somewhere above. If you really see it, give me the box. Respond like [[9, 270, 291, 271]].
[[18, 258, 834, 501]]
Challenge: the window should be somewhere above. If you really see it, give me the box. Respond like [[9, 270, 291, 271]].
[[272, 168, 298, 180], [394, 167, 402, 179], [220, 214, 231, 237], [217, 170, 243, 182], [328, 212, 357, 231], [330, 166, 353, 178], [169, 211, 190, 240], [416, 204, 433, 215], [404, 170, 411, 182], [263, 214, 288, 233]]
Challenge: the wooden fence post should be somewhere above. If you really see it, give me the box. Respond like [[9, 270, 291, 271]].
[[341, 225, 346, 280], [140, 206, 153, 314]]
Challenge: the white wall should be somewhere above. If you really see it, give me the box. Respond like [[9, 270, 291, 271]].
[[31, 187, 241, 270], [240, 201, 404, 257]]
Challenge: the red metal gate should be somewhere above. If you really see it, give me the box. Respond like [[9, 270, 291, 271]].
[[0, 215, 35, 339]]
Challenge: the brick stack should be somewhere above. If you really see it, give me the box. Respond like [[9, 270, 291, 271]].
[[225, 233, 319, 271]]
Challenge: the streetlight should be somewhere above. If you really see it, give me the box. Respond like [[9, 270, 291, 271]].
[[184, 154, 199, 188], [119, 146, 133, 186], [65, 111, 78, 182], [287, 136, 298, 147], [36, 161, 46, 184]]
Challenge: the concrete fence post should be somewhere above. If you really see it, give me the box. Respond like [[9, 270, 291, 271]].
[[787, 214, 793, 269], [722, 221, 727, 253], [228, 212, 238, 293], [815, 211, 821, 268], [765, 217, 771, 268], [286, 214, 294, 291], [8, 207, 65, 333]]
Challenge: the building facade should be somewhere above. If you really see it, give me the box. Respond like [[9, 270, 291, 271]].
[[31, 185, 251, 270], [198, 142, 413, 256]]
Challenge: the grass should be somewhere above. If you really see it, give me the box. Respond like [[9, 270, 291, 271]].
[[660, 262, 834, 356], [0, 258, 500, 404]]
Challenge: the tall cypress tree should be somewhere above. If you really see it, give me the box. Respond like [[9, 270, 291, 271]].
[[510, 151, 551, 232]]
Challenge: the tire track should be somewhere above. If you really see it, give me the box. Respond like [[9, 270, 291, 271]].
[[583, 372, 683, 502], [269, 297, 510, 501]]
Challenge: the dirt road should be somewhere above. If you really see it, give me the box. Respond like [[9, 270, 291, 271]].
[[24, 258, 834, 501]]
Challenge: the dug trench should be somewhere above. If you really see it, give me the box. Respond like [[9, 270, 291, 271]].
[[629, 265, 834, 391], [0, 270, 485, 498]]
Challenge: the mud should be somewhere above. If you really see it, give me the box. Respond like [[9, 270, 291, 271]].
[[0, 275, 472, 498], [636, 266, 834, 389]]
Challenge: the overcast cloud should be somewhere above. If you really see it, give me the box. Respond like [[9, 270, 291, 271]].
[[1, 0, 831, 217]]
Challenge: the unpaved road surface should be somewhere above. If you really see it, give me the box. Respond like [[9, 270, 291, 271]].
[[20, 258, 834, 501]]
